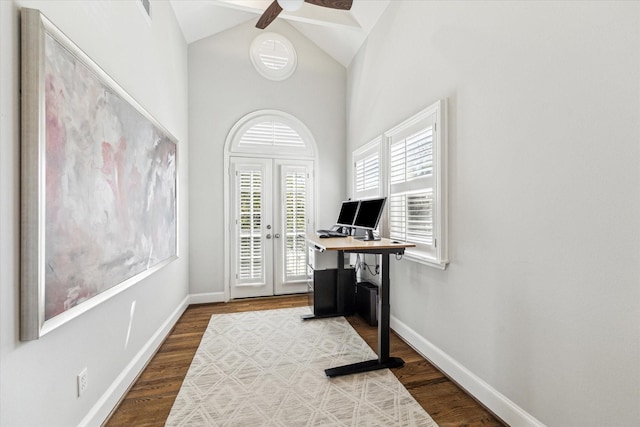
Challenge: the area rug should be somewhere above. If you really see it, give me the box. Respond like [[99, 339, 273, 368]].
[[166, 307, 438, 426]]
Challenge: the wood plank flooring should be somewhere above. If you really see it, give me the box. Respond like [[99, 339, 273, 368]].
[[105, 295, 505, 427]]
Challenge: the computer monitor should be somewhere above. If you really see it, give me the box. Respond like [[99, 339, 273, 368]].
[[353, 197, 386, 241], [336, 200, 359, 228]]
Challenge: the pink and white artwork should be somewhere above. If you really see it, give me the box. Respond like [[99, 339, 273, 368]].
[[42, 33, 177, 320]]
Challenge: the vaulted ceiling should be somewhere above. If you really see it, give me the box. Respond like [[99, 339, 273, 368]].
[[169, 0, 390, 67]]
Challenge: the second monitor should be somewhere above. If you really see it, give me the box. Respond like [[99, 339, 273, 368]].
[[353, 197, 386, 241]]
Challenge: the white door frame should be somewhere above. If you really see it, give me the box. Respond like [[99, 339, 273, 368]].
[[223, 110, 318, 301]]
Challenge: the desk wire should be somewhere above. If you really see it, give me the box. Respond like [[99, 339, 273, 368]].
[[356, 254, 380, 276]]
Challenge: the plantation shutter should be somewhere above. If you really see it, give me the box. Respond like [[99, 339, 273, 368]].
[[390, 127, 433, 185], [236, 167, 265, 284], [282, 166, 308, 281], [353, 139, 382, 200], [355, 151, 379, 194], [256, 39, 289, 70], [388, 114, 437, 255], [237, 121, 307, 151], [389, 191, 433, 245]]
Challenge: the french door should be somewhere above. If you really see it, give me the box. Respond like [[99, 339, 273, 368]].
[[230, 157, 313, 299]]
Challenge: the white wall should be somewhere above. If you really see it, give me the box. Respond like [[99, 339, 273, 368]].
[[347, 1, 640, 426], [188, 20, 346, 297], [0, 2, 189, 426]]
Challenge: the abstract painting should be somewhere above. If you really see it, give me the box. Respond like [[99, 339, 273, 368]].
[[21, 8, 178, 340]]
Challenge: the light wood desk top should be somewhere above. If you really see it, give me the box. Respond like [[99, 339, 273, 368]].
[[306, 233, 415, 252]]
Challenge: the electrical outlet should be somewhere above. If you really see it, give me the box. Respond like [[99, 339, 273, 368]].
[[77, 368, 88, 397]]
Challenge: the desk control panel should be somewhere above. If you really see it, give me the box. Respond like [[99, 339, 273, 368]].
[[308, 245, 351, 270]]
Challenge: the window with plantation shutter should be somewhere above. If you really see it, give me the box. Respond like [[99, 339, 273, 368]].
[[385, 99, 448, 268], [237, 170, 264, 283], [388, 114, 437, 258], [283, 168, 307, 280], [230, 112, 314, 157], [250, 32, 297, 81]]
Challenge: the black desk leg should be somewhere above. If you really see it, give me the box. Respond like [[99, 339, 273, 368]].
[[336, 250, 345, 313], [379, 251, 391, 361], [325, 252, 404, 377]]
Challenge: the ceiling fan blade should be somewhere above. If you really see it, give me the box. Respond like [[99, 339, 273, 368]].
[[256, 0, 283, 29], [304, 0, 353, 10]]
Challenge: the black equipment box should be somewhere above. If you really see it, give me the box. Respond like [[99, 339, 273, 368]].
[[308, 268, 356, 316], [356, 281, 378, 326]]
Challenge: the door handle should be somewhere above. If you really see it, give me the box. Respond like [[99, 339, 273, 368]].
[[274, 233, 281, 238], [266, 234, 272, 239]]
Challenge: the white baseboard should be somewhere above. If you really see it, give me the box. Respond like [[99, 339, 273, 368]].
[[390, 315, 545, 427], [79, 295, 190, 427], [189, 291, 226, 305]]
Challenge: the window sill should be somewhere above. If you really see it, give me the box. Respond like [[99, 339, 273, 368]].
[[399, 249, 448, 270]]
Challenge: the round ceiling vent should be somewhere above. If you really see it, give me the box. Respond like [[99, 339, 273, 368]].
[[250, 32, 297, 81]]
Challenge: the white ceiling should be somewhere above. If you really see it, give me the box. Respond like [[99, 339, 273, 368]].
[[169, 0, 390, 67]]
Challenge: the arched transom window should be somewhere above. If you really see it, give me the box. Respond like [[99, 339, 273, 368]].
[[227, 111, 315, 158]]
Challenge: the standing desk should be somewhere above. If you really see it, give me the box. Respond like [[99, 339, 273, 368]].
[[305, 234, 415, 377]]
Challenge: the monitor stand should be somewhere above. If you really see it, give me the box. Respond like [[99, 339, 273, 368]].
[[355, 229, 380, 241]]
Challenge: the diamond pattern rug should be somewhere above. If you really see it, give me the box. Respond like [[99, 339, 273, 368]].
[[166, 307, 438, 426]]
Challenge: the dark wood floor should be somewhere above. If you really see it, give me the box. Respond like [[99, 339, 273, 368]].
[[105, 295, 505, 427]]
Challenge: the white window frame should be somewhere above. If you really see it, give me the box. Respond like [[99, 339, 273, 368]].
[[350, 99, 448, 270]]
